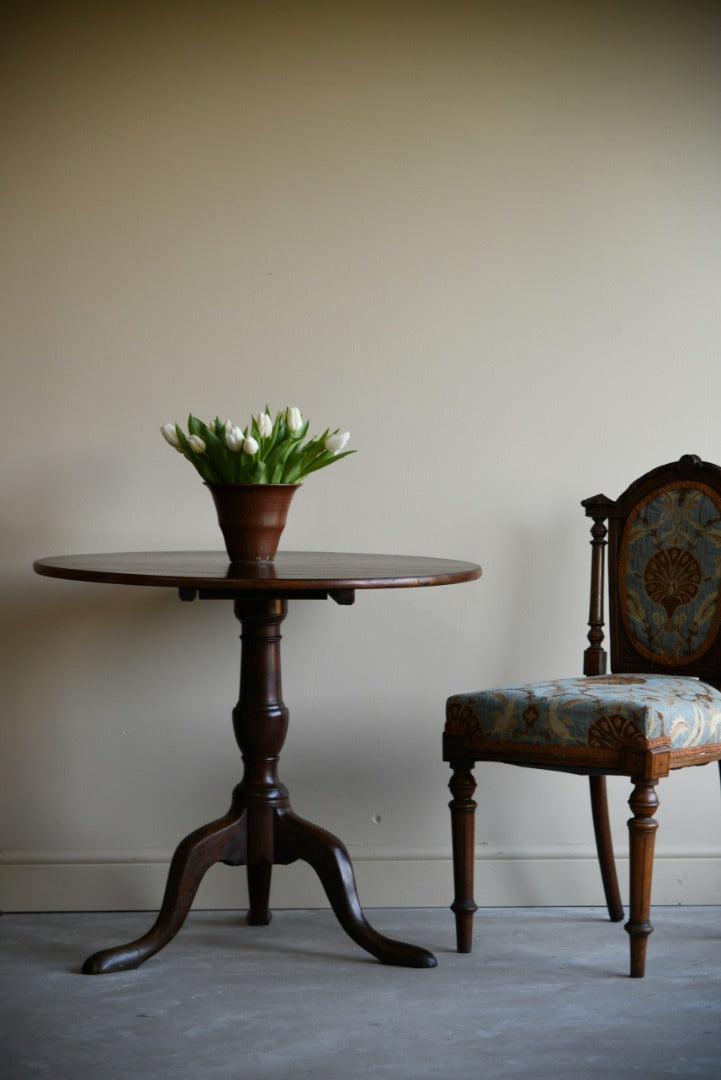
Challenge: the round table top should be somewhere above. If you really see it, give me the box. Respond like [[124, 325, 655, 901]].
[[33, 550, 482, 593]]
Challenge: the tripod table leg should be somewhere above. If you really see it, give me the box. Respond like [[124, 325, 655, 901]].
[[82, 809, 247, 974], [275, 809, 437, 969]]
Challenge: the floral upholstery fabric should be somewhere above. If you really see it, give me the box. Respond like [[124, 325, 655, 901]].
[[619, 483, 721, 665], [446, 674, 721, 752]]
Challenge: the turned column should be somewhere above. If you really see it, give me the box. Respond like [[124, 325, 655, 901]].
[[625, 778, 659, 978], [582, 495, 614, 677], [448, 760, 478, 953], [232, 595, 290, 925]]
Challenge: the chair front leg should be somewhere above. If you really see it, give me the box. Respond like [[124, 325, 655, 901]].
[[448, 758, 478, 953], [625, 778, 659, 978]]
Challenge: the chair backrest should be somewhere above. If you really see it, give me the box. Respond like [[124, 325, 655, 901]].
[[583, 455, 721, 688]]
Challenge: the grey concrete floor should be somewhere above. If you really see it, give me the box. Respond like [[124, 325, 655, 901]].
[[1, 907, 720, 1079]]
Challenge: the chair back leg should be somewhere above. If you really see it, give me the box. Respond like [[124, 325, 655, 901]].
[[589, 775, 624, 922]]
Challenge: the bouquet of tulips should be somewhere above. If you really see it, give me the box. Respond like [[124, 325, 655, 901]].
[[161, 406, 353, 485]]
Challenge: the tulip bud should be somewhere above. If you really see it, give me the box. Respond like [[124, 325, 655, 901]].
[[324, 431, 350, 454], [188, 434, 206, 454], [225, 426, 244, 452], [255, 411, 273, 438], [286, 406, 303, 434], [243, 435, 259, 456], [160, 423, 181, 449]]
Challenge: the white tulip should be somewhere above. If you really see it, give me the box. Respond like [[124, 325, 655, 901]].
[[286, 406, 303, 434], [255, 411, 273, 438], [225, 425, 244, 451], [325, 430, 350, 454], [243, 435, 259, 456], [160, 423, 181, 449], [188, 434, 206, 454]]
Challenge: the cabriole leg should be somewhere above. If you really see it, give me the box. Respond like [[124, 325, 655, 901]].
[[82, 809, 247, 974], [275, 809, 437, 968]]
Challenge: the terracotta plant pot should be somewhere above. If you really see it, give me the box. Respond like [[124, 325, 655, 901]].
[[207, 483, 299, 562]]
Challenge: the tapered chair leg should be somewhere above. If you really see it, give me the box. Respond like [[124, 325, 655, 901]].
[[448, 759, 478, 953], [589, 775, 624, 922], [625, 778, 659, 978]]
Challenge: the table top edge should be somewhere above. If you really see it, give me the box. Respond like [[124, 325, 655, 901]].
[[33, 550, 482, 591]]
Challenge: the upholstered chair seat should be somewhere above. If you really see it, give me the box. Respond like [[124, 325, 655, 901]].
[[447, 674, 721, 761], [443, 455, 721, 977]]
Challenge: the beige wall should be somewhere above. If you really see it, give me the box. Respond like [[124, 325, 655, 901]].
[[2, 0, 721, 912]]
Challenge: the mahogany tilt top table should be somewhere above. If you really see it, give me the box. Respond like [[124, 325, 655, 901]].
[[33, 550, 481, 971]]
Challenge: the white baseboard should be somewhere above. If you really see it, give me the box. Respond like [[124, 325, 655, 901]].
[[2, 845, 720, 911]]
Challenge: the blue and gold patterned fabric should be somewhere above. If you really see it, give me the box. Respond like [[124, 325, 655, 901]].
[[446, 674, 721, 753], [620, 483, 721, 665]]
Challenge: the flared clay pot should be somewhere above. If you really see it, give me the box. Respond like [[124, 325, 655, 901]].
[[206, 483, 299, 563]]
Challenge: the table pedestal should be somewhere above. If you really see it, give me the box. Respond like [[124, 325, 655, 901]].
[[82, 595, 436, 972]]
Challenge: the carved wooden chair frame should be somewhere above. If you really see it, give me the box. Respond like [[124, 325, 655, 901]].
[[443, 454, 721, 976]]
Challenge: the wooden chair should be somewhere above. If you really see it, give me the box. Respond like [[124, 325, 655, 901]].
[[443, 454, 721, 976]]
